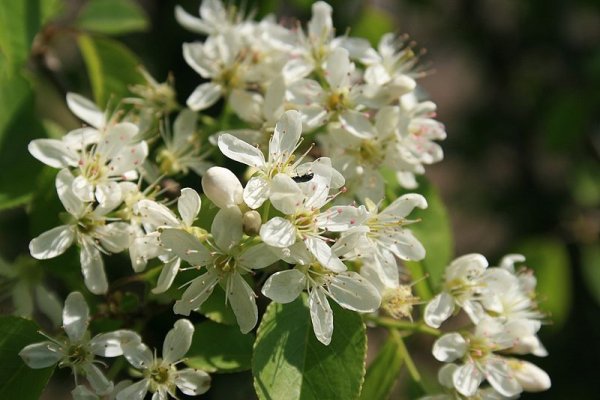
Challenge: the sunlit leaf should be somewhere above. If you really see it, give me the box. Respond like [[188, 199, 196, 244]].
[[360, 330, 404, 400], [253, 296, 367, 400]]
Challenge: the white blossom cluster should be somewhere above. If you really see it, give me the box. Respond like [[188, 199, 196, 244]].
[[422, 254, 551, 399], [14, 1, 553, 399], [19, 292, 209, 400]]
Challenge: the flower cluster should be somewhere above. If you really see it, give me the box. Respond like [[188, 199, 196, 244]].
[[423, 254, 550, 399]]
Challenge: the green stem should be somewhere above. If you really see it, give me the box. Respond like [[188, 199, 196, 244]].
[[366, 315, 441, 337], [261, 201, 271, 223], [395, 333, 421, 384]]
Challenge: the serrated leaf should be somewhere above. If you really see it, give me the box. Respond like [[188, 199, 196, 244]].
[[77, 34, 144, 107], [516, 237, 572, 329], [76, 0, 149, 35], [360, 330, 404, 400], [198, 285, 237, 326], [253, 296, 367, 400], [186, 321, 254, 373], [0, 316, 55, 399]]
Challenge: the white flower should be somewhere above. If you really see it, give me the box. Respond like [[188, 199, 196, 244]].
[[132, 188, 203, 293], [19, 292, 140, 396], [160, 206, 279, 333], [431, 317, 549, 397], [218, 110, 342, 209], [118, 319, 211, 400], [258, 158, 352, 272], [29, 169, 131, 294], [424, 254, 490, 328], [262, 260, 380, 345], [334, 194, 427, 288], [156, 109, 212, 176], [175, 0, 246, 36]]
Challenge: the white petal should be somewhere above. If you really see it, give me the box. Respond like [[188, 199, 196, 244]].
[[339, 110, 375, 139], [424, 292, 455, 328], [163, 319, 194, 364], [508, 359, 551, 392], [95, 182, 122, 210], [269, 173, 304, 215], [452, 362, 484, 397], [62, 127, 101, 150], [484, 357, 522, 397], [499, 253, 526, 273], [182, 42, 213, 77], [187, 82, 222, 111], [29, 225, 75, 260], [174, 269, 219, 315], [72, 175, 95, 202], [201, 166, 244, 208], [66, 93, 105, 128], [28, 139, 79, 168], [135, 199, 179, 228], [379, 229, 426, 261], [178, 188, 201, 226], [325, 47, 351, 89], [56, 169, 85, 216], [270, 110, 302, 160], [308, 1, 333, 39], [211, 206, 243, 251], [80, 240, 108, 295], [152, 258, 181, 294], [328, 272, 381, 312], [96, 122, 139, 158], [95, 222, 131, 253], [238, 243, 279, 270], [227, 273, 258, 333], [432, 333, 467, 362], [438, 363, 458, 388], [230, 89, 263, 123], [83, 363, 113, 395], [175, 368, 211, 396], [63, 291, 89, 342], [122, 341, 153, 369], [19, 341, 63, 368], [172, 109, 198, 150], [316, 206, 367, 232], [382, 193, 428, 218], [71, 385, 98, 400], [90, 330, 141, 357], [160, 229, 212, 266], [282, 58, 313, 82], [261, 269, 306, 303], [174, 5, 211, 34], [260, 217, 296, 248], [217, 133, 265, 169], [116, 379, 149, 400], [309, 288, 333, 345], [243, 175, 270, 209], [304, 236, 346, 272]]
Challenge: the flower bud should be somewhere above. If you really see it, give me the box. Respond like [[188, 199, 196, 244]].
[[508, 359, 551, 392], [202, 167, 243, 208], [243, 210, 262, 236]]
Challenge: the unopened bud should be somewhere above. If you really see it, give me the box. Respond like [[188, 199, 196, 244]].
[[508, 359, 551, 392], [243, 210, 262, 236], [202, 167, 243, 208]]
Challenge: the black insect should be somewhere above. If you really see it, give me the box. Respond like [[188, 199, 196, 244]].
[[291, 172, 314, 183]]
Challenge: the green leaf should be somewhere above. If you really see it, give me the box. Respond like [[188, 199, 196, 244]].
[[0, 316, 55, 399], [77, 34, 144, 107], [406, 177, 454, 300], [360, 330, 404, 400], [0, 73, 44, 210], [516, 237, 572, 329], [253, 296, 367, 400], [198, 285, 237, 326], [76, 0, 149, 35], [0, 0, 62, 77], [581, 243, 600, 307], [186, 321, 254, 373]]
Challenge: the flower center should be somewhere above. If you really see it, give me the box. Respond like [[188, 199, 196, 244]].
[[66, 344, 91, 366], [292, 211, 317, 236]]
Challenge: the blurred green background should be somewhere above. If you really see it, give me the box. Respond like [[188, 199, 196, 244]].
[[0, 0, 599, 399]]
